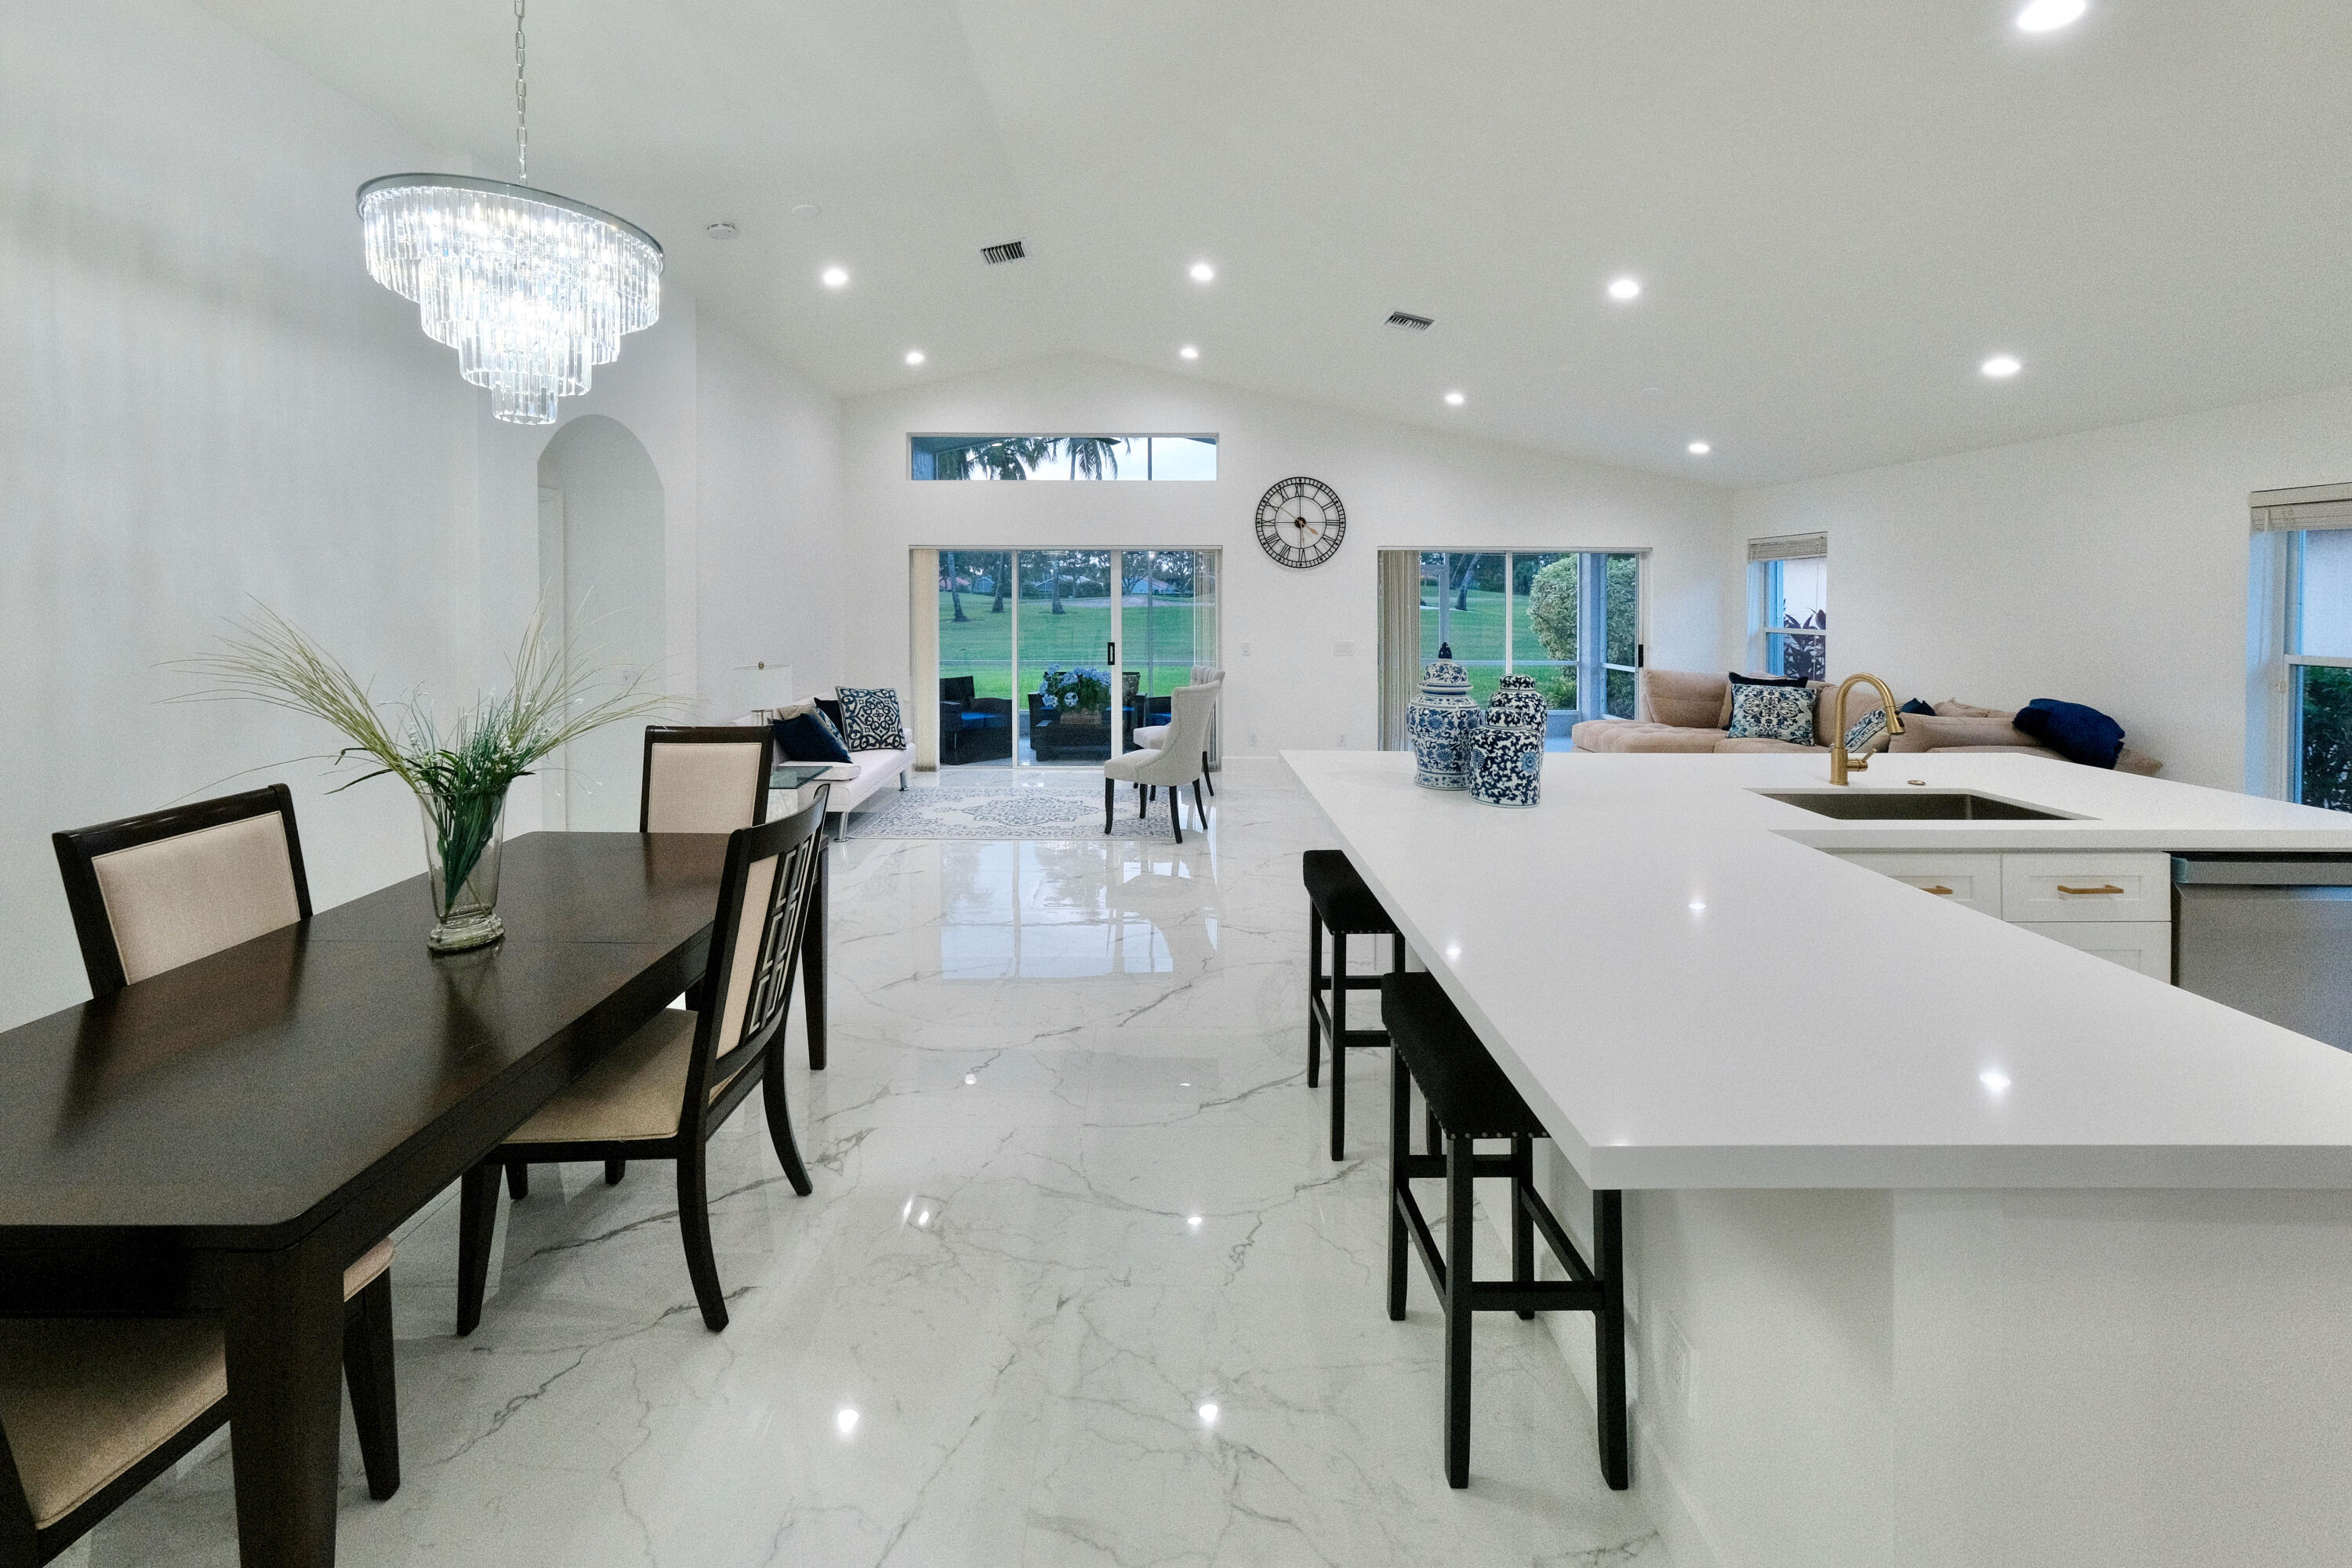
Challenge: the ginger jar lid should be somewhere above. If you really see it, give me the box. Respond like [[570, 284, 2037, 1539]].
[[1420, 641, 1470, 694]]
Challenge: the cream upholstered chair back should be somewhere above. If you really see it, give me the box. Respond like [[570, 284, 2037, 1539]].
[[640, 726, 777, 834], [52, 786, 310, 996], [691, 789, 829, 1115], [1105, 684, 1215, 789]]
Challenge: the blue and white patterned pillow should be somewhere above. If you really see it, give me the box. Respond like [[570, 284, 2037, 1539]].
[[1842, 706, 1889, 754], [1727, 682, 1816, 745], [834, 687, 906, 751]]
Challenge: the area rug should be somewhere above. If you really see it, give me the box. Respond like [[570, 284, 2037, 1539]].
[[837, 771, 1192, 840]]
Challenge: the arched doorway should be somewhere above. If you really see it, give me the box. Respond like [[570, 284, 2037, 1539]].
[[538, 416, 666, 830]]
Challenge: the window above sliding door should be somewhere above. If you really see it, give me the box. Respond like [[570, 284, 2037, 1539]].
[[909, 435, 1218, 481]]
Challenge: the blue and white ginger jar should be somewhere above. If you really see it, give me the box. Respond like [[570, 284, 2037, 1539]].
[[1405, 644, 1480, 790], [1470, 677, 1547, 808]]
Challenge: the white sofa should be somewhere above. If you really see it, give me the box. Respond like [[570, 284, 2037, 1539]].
[[743, 699, 913, 819]]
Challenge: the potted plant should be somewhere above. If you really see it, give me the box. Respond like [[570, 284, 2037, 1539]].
[[183, 606, 672, 951]]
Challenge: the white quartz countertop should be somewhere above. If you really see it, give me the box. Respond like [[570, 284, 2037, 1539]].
[[1284, 749, 2352, 1190]]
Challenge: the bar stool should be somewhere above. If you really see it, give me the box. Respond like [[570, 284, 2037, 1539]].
[[1381, 971, 1628, 1491], [1303, 850, 1406, 1159]]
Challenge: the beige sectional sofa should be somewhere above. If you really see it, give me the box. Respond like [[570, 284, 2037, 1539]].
[[1571, 670, 2161, 773]]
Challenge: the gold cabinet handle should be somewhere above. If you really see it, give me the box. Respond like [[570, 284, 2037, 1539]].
[[1922, 884, 1955, 895], [2056, 884, 2125, 895]]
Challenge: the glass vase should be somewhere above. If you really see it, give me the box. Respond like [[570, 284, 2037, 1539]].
[[420, 787, 510, 953]]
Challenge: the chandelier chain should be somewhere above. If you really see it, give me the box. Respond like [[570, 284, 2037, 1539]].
[[514, 0, 528, 183]]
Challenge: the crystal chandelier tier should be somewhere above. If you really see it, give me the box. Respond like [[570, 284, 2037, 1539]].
[[358, 2, 660, 425]]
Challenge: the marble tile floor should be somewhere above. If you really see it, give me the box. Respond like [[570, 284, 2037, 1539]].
[[79, 761, 1668, 1567]]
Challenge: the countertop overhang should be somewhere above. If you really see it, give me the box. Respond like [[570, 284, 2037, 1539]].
[[1285, 750, 2352, 1191]]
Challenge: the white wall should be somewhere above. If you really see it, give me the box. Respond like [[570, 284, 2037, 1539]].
[[0, 0, 475, 1029], [0, 0, 843, 1031], [840, 356, 1733, 755], [1732, 386, 2352, 790]]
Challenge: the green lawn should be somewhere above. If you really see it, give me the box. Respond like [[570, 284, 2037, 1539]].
[[1419, 586, 1577, 709], [938, 594, 1205, 704]]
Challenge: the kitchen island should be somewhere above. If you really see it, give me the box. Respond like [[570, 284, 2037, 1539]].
[[1287, 749, 2352, 1568]]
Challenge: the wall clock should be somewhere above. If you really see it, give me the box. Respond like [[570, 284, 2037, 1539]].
[[1255, 477, 1346, 569]]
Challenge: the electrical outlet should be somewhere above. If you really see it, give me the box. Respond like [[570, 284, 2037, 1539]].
[[1337, 732, 1348, 748], [1333, 640, 1354, 657], [1247, 731, 1259, 749], [1240, 641, 1254, 657]]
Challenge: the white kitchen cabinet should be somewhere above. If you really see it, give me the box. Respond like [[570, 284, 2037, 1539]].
[[1834, 852, 2003, 917], [2012, 920, 2172, 981], [2001, 852, 2172, 924]]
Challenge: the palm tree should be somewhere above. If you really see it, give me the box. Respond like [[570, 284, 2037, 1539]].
[[944, 550, 968, 622], [1062, 437, 1124, 480], [955, 437, 1053, 480]]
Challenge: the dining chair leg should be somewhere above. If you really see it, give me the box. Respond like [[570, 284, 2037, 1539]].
[[455, 1162, 501, 1337], [804, 841, 829, 1072], [1306, 906, 1324, 1088], [343, 1271, 401, 1501], [1103, 778, 1114, 834], [1444, 1131, 1475, 1489], [1169, 785, 1183, 844], [1512, 1135, 1536, 1320], [604, 1159, 626, 1185], [1330, 930, 1349, 1160], [1192, 779, 1207, 828], [504, 1160, 529, 1200], [763, 1047, 815, 1196], [677, 1145, 730, 1332], [1387, 1050, 1410, 1322], [1202, 750, 1214, 795]]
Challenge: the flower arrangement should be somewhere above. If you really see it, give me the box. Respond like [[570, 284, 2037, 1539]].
[[180, 605, 673, 949], [1039, 666, 1112, 714]]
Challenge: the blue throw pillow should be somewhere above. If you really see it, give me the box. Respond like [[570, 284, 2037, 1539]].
[[1898, 699, 1936, 717], [774, 710, 852, 764], [834, 687, 906, 752], [1727, 682, 1816, 744], [2013, 699, 2125, 768]]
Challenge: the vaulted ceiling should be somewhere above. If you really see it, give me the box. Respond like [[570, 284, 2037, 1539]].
[[201, 0, 2352, 483]]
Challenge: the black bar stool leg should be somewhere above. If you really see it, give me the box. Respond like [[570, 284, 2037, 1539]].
[[1388, 1050, 1411, 1322], [1443, 1130, 1475, 1489], [1306, 908, 1323, 1088], [1512, 1136, 1536, 1319], [1595, 1189, 1630, 1490], [1330, 930, 1349, 1160]]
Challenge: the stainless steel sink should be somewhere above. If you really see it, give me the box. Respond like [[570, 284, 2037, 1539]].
[[1759, 790, 2076, 821]]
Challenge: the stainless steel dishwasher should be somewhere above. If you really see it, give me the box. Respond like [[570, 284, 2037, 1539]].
[[2173, 855, 2352, 1051]]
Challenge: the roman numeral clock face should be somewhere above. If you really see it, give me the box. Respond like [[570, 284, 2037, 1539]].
[[1255, 477, 1346, 568]]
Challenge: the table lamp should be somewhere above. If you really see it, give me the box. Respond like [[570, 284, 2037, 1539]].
[[732, 662, 797, 724]]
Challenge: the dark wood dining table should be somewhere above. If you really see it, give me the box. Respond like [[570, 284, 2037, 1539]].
[[0, 829, 826, 1567]]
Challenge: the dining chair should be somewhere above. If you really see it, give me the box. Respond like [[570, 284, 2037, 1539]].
[[455, 789, 829, 1337], [639, 724, 777, 833], [42, 788, 401, 1517], [1131, 667, 1224, 796], [1104, 684, 1215, 844]]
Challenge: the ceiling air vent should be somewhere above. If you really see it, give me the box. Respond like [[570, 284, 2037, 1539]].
[[1385, 311, 1434, 332], [981, 240, 1028, 265]]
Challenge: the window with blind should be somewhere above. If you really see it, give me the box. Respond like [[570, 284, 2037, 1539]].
[[2253, 484, 2352, 809], [1748, 534, 1826, 681]]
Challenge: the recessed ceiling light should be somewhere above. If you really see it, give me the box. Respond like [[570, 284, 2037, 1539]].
[[1980, 354, 2022, 379], [704, 222, 739, 241], [1607, 276, 1642, 302], [1179, 344, 1199, 360], [904, 350, 925, 366], [2015, 0, 2087, 32], [1444, 390, 1465, 406], [1189, 262, 1215, 283], [1980, 1069, 2013, 1092], [1687, 441, 1711, 455], [820, 267, 848, 288]]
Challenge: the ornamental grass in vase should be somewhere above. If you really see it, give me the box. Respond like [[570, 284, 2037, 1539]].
[[183, 607, 672, 952]]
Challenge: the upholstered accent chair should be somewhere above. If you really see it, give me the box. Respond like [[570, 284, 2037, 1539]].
[[1104, 684, 1216, 844], [455, 790, 829, 1337], [1132, 666, 1225, 795], [639, 725, 777, 833], [28, 788, 402, 1557]]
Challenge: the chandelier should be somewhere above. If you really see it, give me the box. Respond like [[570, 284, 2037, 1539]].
[[358, 2, 660, 424]]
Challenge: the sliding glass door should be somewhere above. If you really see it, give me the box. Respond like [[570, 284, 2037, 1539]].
[[1416, 550, 1642, 748], [931, 549, 1220, 768]]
